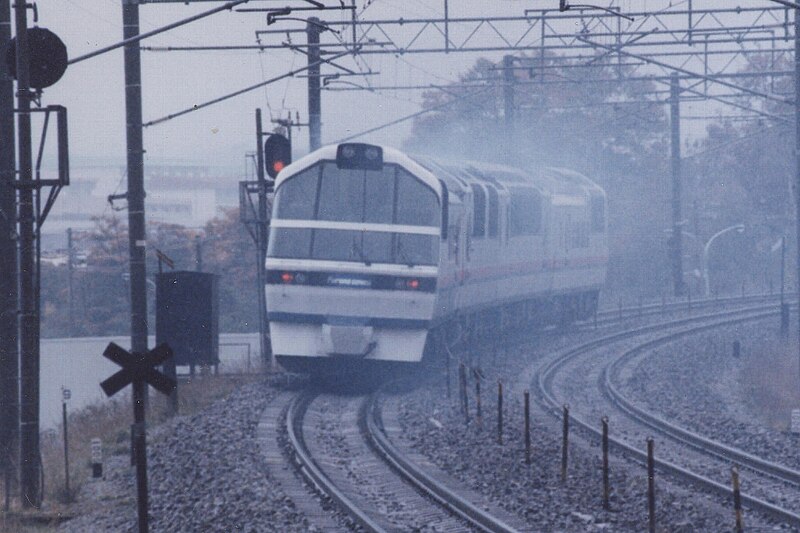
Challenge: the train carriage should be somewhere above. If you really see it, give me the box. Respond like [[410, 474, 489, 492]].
[[265, 142, 607, 374]]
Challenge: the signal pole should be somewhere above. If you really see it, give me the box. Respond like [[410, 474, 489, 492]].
[[669, 72, 686, 297], [307, 17, 322, 151], [0, 0, 18, 486], [14, 0, 41, 509], [255, 108, 270, 369]]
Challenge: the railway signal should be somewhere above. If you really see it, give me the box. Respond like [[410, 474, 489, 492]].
[[5, 27, 67, 89], [264, 133, 291, 179]]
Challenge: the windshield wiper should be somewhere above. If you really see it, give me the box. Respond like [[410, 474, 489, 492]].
[[396, 239, 416, 267], [351, 237, 371, 266]]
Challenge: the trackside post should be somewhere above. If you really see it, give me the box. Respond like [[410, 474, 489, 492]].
[[561, 405, 569, 482], [732, 466, 743, 533], [497, 381, 503, 444], [647, 437, 655, 533], [602, 416, 609, 510], [524, 391, 531, 464]]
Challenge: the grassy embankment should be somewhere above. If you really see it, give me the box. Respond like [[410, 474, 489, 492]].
[[0, 371, 259, 532]]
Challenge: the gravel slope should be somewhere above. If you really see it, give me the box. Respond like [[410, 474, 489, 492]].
[[59, 380, 310, 533]]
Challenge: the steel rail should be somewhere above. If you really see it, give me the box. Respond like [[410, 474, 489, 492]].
[[592, 291, 783, 326], [364, 393, 521, 533], [535, 304, 800, 527], [285, 391, 387, 533], [604, 319, 800, 486]]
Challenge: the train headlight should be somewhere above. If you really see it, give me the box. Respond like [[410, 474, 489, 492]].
[[336, 143, 383, 170], [364, 146, 381, 161]]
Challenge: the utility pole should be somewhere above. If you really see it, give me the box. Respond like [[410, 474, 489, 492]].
[[14, 0, 40, 509], [255, 108, 270, 369], [0, 0, 18, 489], [122, 1, 151, 529], [123, 1, 149, 367], [794, 7, 800, 381], [502, 55, 515, 161], [669, 72, 686, 297], [67, 228, 74, 335], [307, 17, 322, 151]]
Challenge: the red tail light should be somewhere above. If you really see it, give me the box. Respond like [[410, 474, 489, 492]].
[[280, 272, 294, 283], [406, 279, 420, 290]]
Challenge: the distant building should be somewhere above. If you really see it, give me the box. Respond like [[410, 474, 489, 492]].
[[40, 164, 240, 251]]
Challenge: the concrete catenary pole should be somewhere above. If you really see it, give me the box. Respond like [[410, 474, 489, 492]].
[[122, 2, 151, 530], [0, 0, 18, 487], [795, 7, 800, 384], [670, 72, 686, 297], [307, 17, 322, 151], [122, 1, 149, 372], [14, 0, 41, 508]]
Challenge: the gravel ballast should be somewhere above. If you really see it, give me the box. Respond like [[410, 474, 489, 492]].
[[59, 380, 310, 532]]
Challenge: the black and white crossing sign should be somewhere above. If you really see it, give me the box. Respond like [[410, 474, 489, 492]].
[[100, 342, 176, 397], [100, 342, 175, 533]]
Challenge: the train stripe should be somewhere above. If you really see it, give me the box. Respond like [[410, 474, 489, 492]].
[[267, 312, 429, 329], [270, 218, 440, 235]]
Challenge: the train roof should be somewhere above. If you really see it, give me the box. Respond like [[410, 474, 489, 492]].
[[273, 143, 603, 203], [274, 144, 443, 198], [410, 155, 604, 200]]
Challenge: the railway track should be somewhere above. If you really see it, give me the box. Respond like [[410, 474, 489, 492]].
[[283, 389, 522, 533], [260, 293, 789, 531], [536, 301, 800, 527]]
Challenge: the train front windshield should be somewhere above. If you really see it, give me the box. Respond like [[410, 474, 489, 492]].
[[268, 161, 440, 266]]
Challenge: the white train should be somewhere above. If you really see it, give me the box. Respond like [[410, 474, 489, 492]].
[[265, 142, 607, 373]]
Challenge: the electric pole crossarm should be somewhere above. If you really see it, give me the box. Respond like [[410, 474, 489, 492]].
[[280, 40, 358, 74], [576, 35, 794, 105]]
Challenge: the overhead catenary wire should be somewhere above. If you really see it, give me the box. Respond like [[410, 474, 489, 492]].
[[143, 49, 350, 127], [333, 84, 494, 143], [68, 0, 251, 65]]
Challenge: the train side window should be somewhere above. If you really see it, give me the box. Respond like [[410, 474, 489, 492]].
[[487, 185, 499, 238], [591, 195, 605, 233], [471, 184, 486, 238], [509, 188, 542, 236]]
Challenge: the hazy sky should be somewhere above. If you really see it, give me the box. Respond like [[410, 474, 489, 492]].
[[26, 0, 783, 171]]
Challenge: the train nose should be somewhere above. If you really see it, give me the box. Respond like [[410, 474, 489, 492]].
[[322, 324, 376, 356]]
